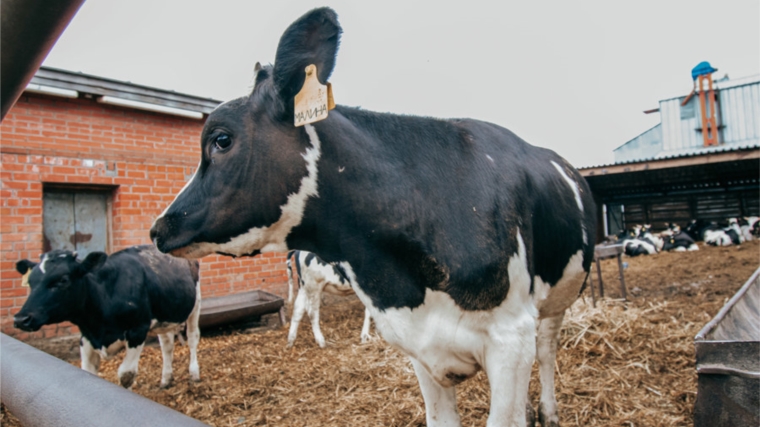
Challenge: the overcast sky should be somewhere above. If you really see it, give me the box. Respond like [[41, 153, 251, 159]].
[[42, 0, 759, 167]]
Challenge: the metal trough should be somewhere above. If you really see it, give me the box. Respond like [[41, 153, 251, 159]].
[[199, 290, 285, 329], [0, 333, 209, 427], [694, 266, 760, 427]]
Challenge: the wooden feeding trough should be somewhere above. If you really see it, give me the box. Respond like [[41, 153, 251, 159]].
[[199, 290, 286, 330], [694, 266, 760, 427]]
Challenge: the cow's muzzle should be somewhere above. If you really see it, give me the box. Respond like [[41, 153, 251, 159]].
[[13, 314, 40, 332]]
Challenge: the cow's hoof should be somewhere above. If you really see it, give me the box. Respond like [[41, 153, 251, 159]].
[[160, 377, 173, 389], [526, 403, 536, 426], [538, 403, 559, 427], [120, 371, 136, 389]]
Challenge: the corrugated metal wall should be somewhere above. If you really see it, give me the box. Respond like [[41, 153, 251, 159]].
[[721, 81, 760, 144], [662, 79, 760, 152], [661, 97, 702, 151], [615, 76, 760, 162]]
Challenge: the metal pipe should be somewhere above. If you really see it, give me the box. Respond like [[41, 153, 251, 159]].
[[0, 333, 209, 427], [0, 0, 85, 121]]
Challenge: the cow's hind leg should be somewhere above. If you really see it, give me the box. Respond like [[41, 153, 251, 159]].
[[117, 343, 145, 389], [536, 312, 565, 427], [186, 282, 202, 382], [158, 332, 175, 388], [307, 292, 326, 348], [287, 287, 309, 347], [410, 357, 461, 427], [360, 308, 372, 343]]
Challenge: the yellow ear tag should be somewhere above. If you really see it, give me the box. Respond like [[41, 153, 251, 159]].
[[294, 64, 335, 127], [21, 270, 30, 288]]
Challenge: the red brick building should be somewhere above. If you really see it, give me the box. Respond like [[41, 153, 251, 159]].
[[0, 67, 288, 340]]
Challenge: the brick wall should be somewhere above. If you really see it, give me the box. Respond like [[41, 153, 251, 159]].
[[0, 93, 288, 340]]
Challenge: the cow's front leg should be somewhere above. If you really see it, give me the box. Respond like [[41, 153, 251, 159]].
[[79, 336, 101, 375], [536, 313, 565, 427], [117, 342, 145, 389], [485, 311, 536, 427], [186, 291, 202, 382], [410, 357, 461, 427], [157, 332, 175, 388]]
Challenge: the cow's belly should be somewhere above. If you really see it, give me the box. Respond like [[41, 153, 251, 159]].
[[346, 232, 540, 387], [97, 339, 126, 359], [150, 320, 184, 335], [532, 250, 586, 319], [323, 282, 354, 296]]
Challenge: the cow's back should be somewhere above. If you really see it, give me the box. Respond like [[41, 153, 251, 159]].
[[105, 245, 198, 324], [309, 109, 595, 312]]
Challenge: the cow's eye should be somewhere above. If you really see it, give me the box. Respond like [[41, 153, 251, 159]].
[[214, 134, 232, 151], [52, 275, 70, 288]]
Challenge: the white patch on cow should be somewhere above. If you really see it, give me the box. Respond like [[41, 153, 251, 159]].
[[175, 124, 321, 258], [704, 230, 732, 246], [641, 232, 664, 252], [623, 239, 657, 255], [531, 249, 585, 319], [342, 230, 538, 425], [688, 244, 699, 251], [39, 255, 49, 274], [80, 336, 101, 375], [551, 161, 583, 212], [155, 161, 201, 221], [551, 160, 587, 244], [486, 154, 494, 162], [117, 343, 145, 389]]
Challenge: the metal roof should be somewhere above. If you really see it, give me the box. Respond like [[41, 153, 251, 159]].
[[25, 66, 223, 115], [581, 141, 760, 171]]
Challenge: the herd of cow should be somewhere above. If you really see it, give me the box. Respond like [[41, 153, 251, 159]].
[[10, 7, 756, 427], [613, 217, 760, 257]]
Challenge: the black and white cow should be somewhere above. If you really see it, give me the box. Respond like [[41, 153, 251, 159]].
[[686, 219, 742, 246], [739, 216, 760, 241], [286, 250, 371, 348], [150, 8, 595, 426], [14, 245, 201, 389], [660, 231, 699, 252]]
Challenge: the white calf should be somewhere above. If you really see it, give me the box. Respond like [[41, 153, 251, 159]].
[[286, 250, 372, 348]]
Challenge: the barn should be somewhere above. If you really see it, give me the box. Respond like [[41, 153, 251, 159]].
[[0, 66, 290, 343], [580, 69, 760, 238]]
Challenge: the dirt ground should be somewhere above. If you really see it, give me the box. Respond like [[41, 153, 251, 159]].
[[3, 241, 758, 426]]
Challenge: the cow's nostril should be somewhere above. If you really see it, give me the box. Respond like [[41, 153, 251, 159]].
[[13, 315, 32, 329]]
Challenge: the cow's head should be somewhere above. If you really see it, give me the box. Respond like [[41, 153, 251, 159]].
[[13, 250, 107, 331], [150, 7, 341, 259]]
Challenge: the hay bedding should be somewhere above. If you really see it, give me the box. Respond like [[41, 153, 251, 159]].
[[2, 241, 758, 426]]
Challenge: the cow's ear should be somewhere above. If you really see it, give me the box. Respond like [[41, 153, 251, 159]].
[[272, 8, 341, 108], [16, 260, 37, 275], [76, 252, 108, 276]]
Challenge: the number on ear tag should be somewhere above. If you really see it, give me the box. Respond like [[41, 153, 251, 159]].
[[294, 64, 335, 127]]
